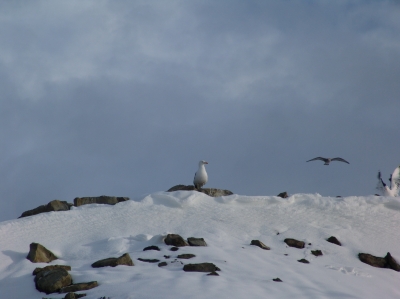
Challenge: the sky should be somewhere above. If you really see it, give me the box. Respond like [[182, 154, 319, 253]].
[[1, 192, 400, 298], [1, 0, 400, 221]]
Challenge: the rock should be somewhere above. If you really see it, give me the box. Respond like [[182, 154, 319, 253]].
[[64, 293, 87, 299], [170, 247, 179, 251], [326, 236, 341, 246], [311, 250, 323, 257], [164, 234, 189, 247], [138, 258, 160, 263], [250, 240, 270, 250], [167, 185, 234, 197], [59, 281, 98, 293], [277, 192, 288, 198], [164, 255, 170, 259], [284, 238, 305, 249], [273, 278, 282, 282], [34, 268, 72, 294], [33, 265, 71, 276], [73, 196, 129, 207], [19, 200, 71, 218], [177, 254, 196, 259], [358, 252, 400, 271], [27, 243, 58, 263], [91, 253, 134, 268], [207, 271, 219, 276], [158, 262, 168, 267], [298, 259, 310, 264], [187, 237, 207, 247], [183, 263, 221, 272], [143, 245, 160, 251]]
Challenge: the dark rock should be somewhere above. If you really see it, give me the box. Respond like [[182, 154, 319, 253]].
[[177, 254, 196, 259], [187, 237, 207, 247], [164, 255, 170, 259], [138, 258, 160, 263], [34, 268, 72, 294], [170, 247, 179, 251], [164, 234, 189, 247], [143, 245, 160, 251], [64, 293, 87, 299], [207, 271, 219, 276], [74, 196, 129, 207], [60, 281, 98, 293], [326, 236, 341, 246], [284, 238, 305, 249], [298, 259, 310, 264], [167, 185, 234, 197], [183, 263, 220, 272], [91, 253, 133, 268], [19, 200, 71, 218], [358, 252, 400, 271], [277, 192, 288, 198], [273, 278, 282, 282], [385, 252, 400, 271], [33, 265, 71, 276], [158, 262, 168, 267], [27, 243, 58, 263], [311, 250, 323, 257], [250, 240, 270, 250]]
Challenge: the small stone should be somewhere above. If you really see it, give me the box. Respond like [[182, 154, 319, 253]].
[[187, 237, 207, 247], [138, 258, 160, 263], [207, 271, 219, 276], [326, 236, 341, 246], [311, 250, 323, 257], [143, 245, 160, 251], [158, 262, 168, 267], [59, 281, 98, 293], [27, 243, 58, 263], [273, 278, 282, 282], [298, 258, 310, 264], [284, 238, 305, 249], [170, 247, 179, 251], [177, 254, 196, 259], [91, 253, 133, 268], [250, 240, 270, 250], [277, 192, 288, 198], [164, 234, 189, 247], [183, 263, 220, 272]]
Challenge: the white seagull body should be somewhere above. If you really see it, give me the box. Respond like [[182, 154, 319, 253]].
[[193, 160, 208, 189], [376, 166, 400, 197], [306, 157, 350, 165]]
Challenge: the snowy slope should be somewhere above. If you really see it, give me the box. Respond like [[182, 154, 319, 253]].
[[0, 191, 400, 299]]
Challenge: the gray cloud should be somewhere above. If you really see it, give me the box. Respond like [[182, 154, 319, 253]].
[[1, 1, 400, 220]]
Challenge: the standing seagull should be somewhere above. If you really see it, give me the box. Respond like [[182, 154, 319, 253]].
[[193, 160, 208, 190], [376, 166, 400, 196], [306, 157, 350, 165]]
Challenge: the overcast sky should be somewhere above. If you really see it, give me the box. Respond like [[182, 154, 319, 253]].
[[1, 0, 400, 221]]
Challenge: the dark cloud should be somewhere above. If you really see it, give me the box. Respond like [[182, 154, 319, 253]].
[[1, 1, 400, 220]]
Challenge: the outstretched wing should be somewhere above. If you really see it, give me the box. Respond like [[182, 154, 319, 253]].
[[331, 157, 350, 164], [390, 165, 400, 193], [376, 171, 386, 194], [306, 157, 326, 162]]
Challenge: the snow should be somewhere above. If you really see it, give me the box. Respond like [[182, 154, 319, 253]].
[[0, 191, 400, 299]]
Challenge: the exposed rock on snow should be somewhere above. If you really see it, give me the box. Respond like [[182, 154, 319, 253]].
[[277, 192, 289, 198], [143, 245, 160, 251], [19, 200, 71, 218], [326, 236, 341, 246], [60, 281, 98, 293], [27, 243, 58, 263], [284, 238, 305, 249], [187, 237, 207, 246], [167, 185, 233, 197], [34, 267, 72, 294], [183, 263, 221, 272], [298, 258, 310, 264], [164, 234, 189, 247], [138, 258, 160, 263], [358, 252, 400, 271], [91, 253, 134, 268], [73, 196, 129, 207], [33, 265, 71, 276], [311, 250, 323, 257], [177, 254, 196, 259], [63, 293, 87, 299], [250, 240, 270, 250]]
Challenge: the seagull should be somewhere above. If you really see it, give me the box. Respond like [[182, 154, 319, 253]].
[[376, 166, 400, 196], [306, 157, 350, 165], [193, 160, 208, 190]]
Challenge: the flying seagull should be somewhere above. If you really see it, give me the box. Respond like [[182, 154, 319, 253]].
[[376, 166, 400, 197], [193, 160, 208, 190], [306, 157, 350, 165]]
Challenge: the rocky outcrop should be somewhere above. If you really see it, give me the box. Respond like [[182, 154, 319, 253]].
[[91, 253, 134, 268], [326, 236, 341, 246], [59, 281, 99, 293], [358, 252, 400, 271], [73, 196, 129, 207], [33, 265, 71, 276], [27, 243, 58, 263], [250, 240, 270, 250], [183, 263, 221, 272], [167, 185, 233, 197], [187, 237, 207, 247], [19, 200, 71, 218], [34, 267, 72, 294], [164, 234, 189, 247], [277, 192, 289, 198], [284, 238, 305, 249]]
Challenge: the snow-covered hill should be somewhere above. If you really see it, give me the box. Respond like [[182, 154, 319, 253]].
[[1, 191, 399, 298]]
